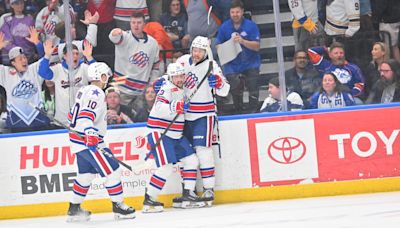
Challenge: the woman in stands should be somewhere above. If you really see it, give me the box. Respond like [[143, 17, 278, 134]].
[[309, 72, 355, 109]]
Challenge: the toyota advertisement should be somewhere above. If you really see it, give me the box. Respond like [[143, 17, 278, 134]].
[[248, 107, 400, 187]]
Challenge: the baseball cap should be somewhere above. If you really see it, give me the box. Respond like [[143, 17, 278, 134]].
[[10, 0, 24, 5], [105, 87, 120, 96], [8, 47, 24, 60]]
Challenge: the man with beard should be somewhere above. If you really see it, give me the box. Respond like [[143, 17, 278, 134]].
[[308, 41, 365, 102]]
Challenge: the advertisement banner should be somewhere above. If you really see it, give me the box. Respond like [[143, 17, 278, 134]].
[[248, 107, 400, 187]]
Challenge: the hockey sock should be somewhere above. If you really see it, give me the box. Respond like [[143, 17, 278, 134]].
[[105, 167, 124, 202], [147, 164, 174, 199], [71, 173, 96, 204], [196, 146, 215, 189], [180, 154, 199, 191]]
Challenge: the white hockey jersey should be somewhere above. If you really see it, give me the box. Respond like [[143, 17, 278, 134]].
[[109, 31, 160, 96], [114, 0, 149, 22], [288, 0, 318, 22], [0, 60, 45, 126], [324, 0, 360, 37], [35, 4, 75, 43], [68, 84, 107, 153], [50, 63, 89, 126], [147, 79, 185, 139], [51, 24, 98, 64], [176, 54, 230, 121]]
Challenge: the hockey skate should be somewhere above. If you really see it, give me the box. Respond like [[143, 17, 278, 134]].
[[202, 188, 214, 207], [181, 189, 207, 209], [142, 193, 164, 213], [112, 201, 135, 220], [66, 203, 91, 222], [172, 195, 183, 208]]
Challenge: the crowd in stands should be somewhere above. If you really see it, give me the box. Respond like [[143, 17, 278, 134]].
[[0, 0, 399, 133]]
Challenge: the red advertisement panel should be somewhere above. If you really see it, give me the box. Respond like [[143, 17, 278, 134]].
[[248, 107, 400, 187]]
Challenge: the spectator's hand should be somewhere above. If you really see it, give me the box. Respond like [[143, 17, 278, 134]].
[[90, 11, 100, 24], [153, 77, 166, 94], [0, 32, 8, 50], [43, 40, 54, 59], [82, 40, 93, 59], [84, 128, 99, 152], [233, 33, 244, 44], [170, 100, 189, 114], [120, 112, 133, 123], [107, 109, 122, 124], [111, 28, 123, 36], [303, 18, 317, 34], [208, 74, 223, 89], [26, 26, 40, 45], [80, 10, 99, 25]]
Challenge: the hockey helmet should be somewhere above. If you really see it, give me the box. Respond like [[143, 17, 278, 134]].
[[167, 63, 185, 78], [87, 62, 112, 83], [191, 36, 210, 51]]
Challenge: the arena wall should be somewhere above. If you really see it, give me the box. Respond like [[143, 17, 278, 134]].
[[1, 104, 400, 220]]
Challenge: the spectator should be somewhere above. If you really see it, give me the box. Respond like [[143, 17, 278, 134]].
[[0, 33, 51, 132], [183, 0, 221, 41], [285, 50, 321, 107], [260, 77, 304, 112], [35, 0, 75, 43], [288, 0, 325, 51], [324, 0, 360, 39], [366, 59, 400, 104], [109, 12, 160, 108], [38, 40, 94, 127], [114, 0, 149, 31], [105, 87, 134, 125], [0, 92, 7, 133], [308, 42, 365, 103], [159, 0, 190, 50], [143, 21, 174, 74], [310, 72, 355, 109], [41, 80, 55, 121], [215, 0, 261, 113], [363, 42, 388, 99], [133, 85, 155, 122], [371, 0, 400, 62], [0, 0, 35, 64], [35, 10, 99, 64], [86, 0, 116, 68]]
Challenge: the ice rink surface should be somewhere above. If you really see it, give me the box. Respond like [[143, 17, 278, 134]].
[[1, 191, 400, 228]]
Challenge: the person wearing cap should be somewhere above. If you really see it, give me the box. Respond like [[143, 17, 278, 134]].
[[0, 33, 52, 132], [105, 87, 134, 125], [38, 39, 95, 127], [0, 0, 35, 64], [259, 77, 304, 112]]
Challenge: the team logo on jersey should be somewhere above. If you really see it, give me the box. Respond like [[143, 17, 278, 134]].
[[129, 51, 149, 68], [60, 77, 83, 88], [44, 20, 57, 35], [184, 72, 198, 89], [12, 80, 38, 99], [332, 68, 351, 84]]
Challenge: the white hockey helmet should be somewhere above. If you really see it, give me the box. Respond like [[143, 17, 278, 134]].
[[87, 62, 112, 83], [191, 36, 210, 51], [167, 63, 185, 78]]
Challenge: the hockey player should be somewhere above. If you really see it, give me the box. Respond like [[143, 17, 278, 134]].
[[39, 39, 95, 127], [0, 32, 51, 132], [67, 62, 135, 222], [143, 63, 207, 212], [174, 36, 230, 207]]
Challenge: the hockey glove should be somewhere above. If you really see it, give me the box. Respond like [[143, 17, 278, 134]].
[[153, 77, 166, 94], [84, 128, 99, 152], [208, 74, 223, 89], [170, 100, 190, 114], [303, 18, 317, 33], [292, 19, 302, 29]]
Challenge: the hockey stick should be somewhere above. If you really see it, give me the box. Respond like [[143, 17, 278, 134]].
[[28, 102, 133, 171], [207, 5, 222, 159], [144, 60, 214, 160]]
